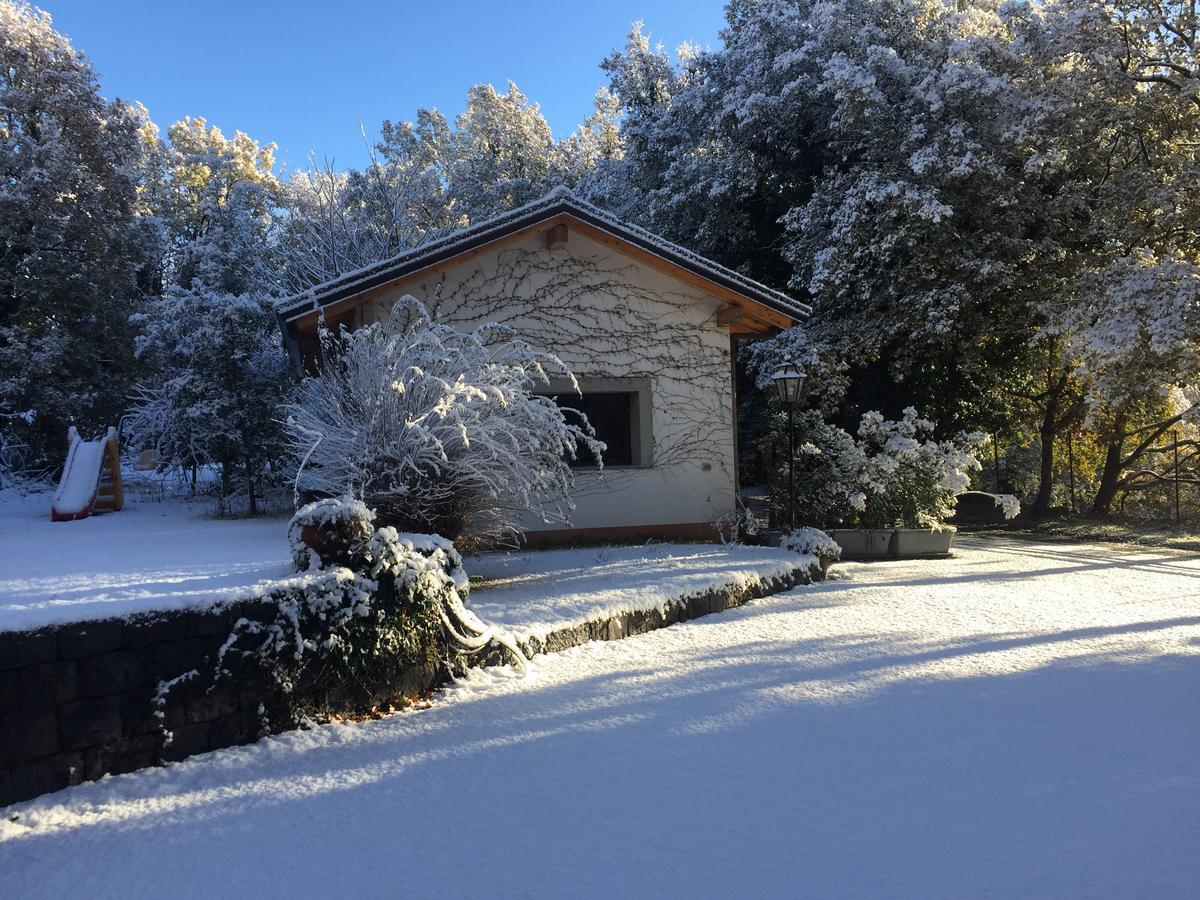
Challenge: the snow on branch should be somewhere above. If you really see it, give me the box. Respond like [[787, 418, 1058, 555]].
[[285, 296, 603, 539]]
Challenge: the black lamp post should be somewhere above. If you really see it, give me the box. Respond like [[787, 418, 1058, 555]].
[[770, 363, 808, 531]]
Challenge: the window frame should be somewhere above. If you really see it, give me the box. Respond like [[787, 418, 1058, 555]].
[[540, 376, 653, 470]]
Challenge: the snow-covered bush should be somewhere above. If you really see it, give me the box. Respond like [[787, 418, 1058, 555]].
[[779, 527, 841, 570], [287, 496, 376, 570], [285, 297, 602, 539], [854, 409, 986, 530], [159, 510, 525, 734], [991, 493, 1021, 521], [772, 408, 984, 530]]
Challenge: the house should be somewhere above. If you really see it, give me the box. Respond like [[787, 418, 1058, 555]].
[[277, 188, 809, 544]]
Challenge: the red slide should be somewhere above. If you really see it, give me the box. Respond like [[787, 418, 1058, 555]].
[[51, 427, 124, 522]]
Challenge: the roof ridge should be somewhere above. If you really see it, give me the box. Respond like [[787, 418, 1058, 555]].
[[277, 187, 810, 323]]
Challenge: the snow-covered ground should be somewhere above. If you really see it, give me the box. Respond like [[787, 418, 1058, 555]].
[[0, 489, 803, 634], [4, 535, 1197, 897], [0, 489, 292, 631], [467, 543, 803, 640]]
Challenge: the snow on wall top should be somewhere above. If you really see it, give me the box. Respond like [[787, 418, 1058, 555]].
[[277, 186, 811, 325]]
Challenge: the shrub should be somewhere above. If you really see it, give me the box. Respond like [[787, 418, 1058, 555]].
[[284, 298, 602, 540], [779, 526, 841, 569], [771, 408, 985, 530], [159, 497, 525, 733]]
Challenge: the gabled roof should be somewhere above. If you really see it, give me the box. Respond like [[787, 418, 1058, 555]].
[[276, 186, 810, 330]]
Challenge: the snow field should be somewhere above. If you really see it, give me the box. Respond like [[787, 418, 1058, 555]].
[[3, 535, 1197, 898]]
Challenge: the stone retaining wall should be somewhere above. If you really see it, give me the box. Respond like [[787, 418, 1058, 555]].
[[1, 559, 816, 807], [0, 598, 440, 807]]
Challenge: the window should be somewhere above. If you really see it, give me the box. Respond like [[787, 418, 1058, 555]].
[[554, 392, 635, 467], [542, 378, 652, 469]]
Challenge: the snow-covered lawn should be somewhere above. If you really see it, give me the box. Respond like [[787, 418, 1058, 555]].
[[0, 490, 292, 631], [0, 489, 802, 634], [467, 543, 802, 640], [4, 535, 1198, 897]]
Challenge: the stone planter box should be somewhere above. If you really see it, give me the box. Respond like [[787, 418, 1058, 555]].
[[891, 528, 953, 557], [831, 528, 954, 560], [829, 529, 895, 559]]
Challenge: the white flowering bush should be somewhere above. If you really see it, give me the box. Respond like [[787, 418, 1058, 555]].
[[779, 527, 841, 569], [285, 297, 603, 540]]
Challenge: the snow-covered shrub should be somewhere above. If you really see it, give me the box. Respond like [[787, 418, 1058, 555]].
[[769, 408, 984, 530], [780, 527, 841, 570], [991, 493, 1021, 521], [165, 518, 524, 732], [713, 503, 767, 544], [287, 496, 376, 570], [285, 297, 602, 539], [854, 409, 986, 530]]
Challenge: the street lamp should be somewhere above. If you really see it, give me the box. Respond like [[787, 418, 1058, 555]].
[[770, 363, 808, 532]]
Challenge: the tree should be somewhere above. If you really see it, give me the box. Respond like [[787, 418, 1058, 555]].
[[446, 82, 559, 220], [128, 119, 293, 512], [1062, 253, 1200, 515], [285, 298, 602, 540], [278, 110, 463, 294], [0, 1, 158, 468]]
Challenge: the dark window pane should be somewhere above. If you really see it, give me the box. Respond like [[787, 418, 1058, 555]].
[[552, 392, 634, 467]]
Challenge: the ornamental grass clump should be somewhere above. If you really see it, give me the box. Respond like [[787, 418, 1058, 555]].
[[285, 297, 602, 540]]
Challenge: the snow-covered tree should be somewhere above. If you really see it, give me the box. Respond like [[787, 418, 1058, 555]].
[[0, 1, 159, 468], [278, 110, 464, 293], [285, 297, 602, 540], [1059, 253, 1200, 514], [128, 120, 293, 512], [446, 82, 559, 220]]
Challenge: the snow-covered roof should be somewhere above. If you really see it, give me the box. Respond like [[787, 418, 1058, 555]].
[[277, 186, 810, 326]]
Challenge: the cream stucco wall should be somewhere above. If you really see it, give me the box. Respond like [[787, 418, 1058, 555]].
[[359, 227, 738, 534]]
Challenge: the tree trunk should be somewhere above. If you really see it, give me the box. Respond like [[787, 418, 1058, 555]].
[[1030, 396, 1058, 520], [1089, 435, 1125, 519]]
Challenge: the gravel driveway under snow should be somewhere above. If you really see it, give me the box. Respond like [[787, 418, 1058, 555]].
[[3, 535, 1198, 898]]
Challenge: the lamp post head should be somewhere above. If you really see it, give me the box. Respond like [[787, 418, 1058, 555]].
[[770, 362, 808, 405]]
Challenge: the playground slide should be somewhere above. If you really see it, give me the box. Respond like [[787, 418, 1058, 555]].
[[51, 427, 122, 522]]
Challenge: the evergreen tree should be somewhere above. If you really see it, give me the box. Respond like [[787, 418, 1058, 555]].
[[0, 1, 158, 470], [128, 120, 293, 513]]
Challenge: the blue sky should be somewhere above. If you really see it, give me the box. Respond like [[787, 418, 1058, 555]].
[[42, 0, 727, 173]]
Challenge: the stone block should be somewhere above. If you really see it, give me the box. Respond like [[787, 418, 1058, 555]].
[[160, 722, 210, 763], [122, 614, 194, 650], [14, 660, 79, 709], [148, 637, 215, 681], [7, 751, 84, 804], [185, 687, 238, 724], [0, 711, 59, 766], [0, 629, 57, 670], [118, 687, 180, 736], [0, 667, 19, 710], [78, 651, 146, 698], [194, 608, 239, 637], [207, 710, 261, 749], [59, 695, 123, 751], [84, 734, 157, 780], [57, 620, 123, 660]]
